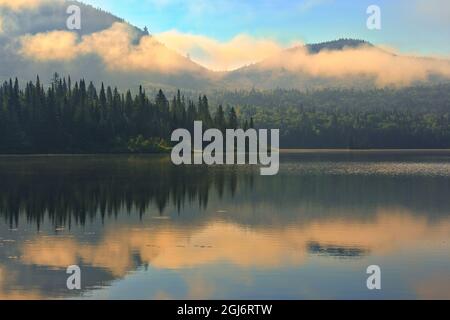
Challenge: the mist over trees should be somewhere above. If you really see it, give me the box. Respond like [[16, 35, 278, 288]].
[[1, 74, 450, 152], [0, 74, 250, 154], [229, 84, 450, 148]]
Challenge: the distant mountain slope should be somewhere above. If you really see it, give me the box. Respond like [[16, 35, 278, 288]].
[[1, 2, 449, 91], [305, 38, 372, 53], [220, 39, 378, 90], [1, 1, 141, 37], [0, 0, 213, 89], [221, 38, 450, 90]]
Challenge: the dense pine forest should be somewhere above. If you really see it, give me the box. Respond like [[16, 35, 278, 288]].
[[1, 75, 450, 152], [232, 84, 450, 148], [0, 74, 248, 154]]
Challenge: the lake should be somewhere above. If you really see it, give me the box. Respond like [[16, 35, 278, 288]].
[[0, 150, 449, 299]]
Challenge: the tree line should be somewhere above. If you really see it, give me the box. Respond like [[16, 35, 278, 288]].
[[229, 85, 450, 148], [246, 107, 450, 148], [2, 74, 450, 151], [0, 74, 252, 153]]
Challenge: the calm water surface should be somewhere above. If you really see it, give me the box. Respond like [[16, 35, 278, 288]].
[[0, 150, 450, 299]]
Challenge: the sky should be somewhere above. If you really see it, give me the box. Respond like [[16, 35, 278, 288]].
[[81, 0, 450, 57], [1, 0, 450, 76]]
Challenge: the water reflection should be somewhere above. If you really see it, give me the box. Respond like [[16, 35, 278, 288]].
[[0, 151, 450, 299]]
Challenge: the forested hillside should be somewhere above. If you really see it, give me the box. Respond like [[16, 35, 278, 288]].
[[0, 74, 248, 154], [1, 75, 450, 152], [229, 84, 450, 148]]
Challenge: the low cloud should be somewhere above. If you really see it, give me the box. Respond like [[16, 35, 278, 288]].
[[0, 0, 57, 11], [259, 45, 450, 86], [20, 30, 79, 60], [19, 23, 289, 73], [156, 30, 287, 71], [19, 22, 202, 73], [18, 22, 450, 86]]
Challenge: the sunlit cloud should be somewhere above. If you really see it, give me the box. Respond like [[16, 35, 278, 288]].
[[18, 22, 450, 85], [0, 0, 57, 11], [20, 24, 290, 72], [19, 22, 203, 74], [156, 30, 288, 71], [19, 30, 79, 60], [258, 44, 450, 86]]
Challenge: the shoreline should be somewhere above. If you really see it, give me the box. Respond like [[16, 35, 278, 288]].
[[1, 148, 450, 157]]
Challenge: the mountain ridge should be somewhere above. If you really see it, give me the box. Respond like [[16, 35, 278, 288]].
[[1, 1, 449, 91]]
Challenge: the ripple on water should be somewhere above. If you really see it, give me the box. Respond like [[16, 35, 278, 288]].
[[282, 161, 450, 177]]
